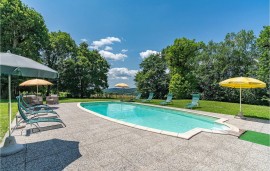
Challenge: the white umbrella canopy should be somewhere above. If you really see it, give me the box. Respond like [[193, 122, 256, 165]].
[[0, 52, 58, 156]]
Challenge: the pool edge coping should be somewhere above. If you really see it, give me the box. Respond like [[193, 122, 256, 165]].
[[77, 101, 240, 140]]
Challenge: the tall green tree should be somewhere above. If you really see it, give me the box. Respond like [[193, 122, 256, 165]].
[[61, 42, 110, 97], [135, 54, 169, 98], [0, 0, 49, 61], [42, 31, 77, 94], [164, 38, 202, 98], [196, 30, 261, 104], [43, 31, 77, 70], [257, 26, 270, 86], [256, 26, 270, 104]]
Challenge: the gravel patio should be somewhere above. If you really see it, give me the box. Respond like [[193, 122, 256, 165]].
[[1, 102, 269, 171]]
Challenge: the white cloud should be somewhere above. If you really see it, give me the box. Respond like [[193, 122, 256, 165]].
[[99, 50, 127, 61], [121, 49, 128, 53], [80, 38, 87, 42], [104, 46, 113, 51], [108, 68, 138, 80], [139, 50, 159, 59], [90, 37, 121, 50]]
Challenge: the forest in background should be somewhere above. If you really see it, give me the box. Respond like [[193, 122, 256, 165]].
[[1, 0, 269, 105]]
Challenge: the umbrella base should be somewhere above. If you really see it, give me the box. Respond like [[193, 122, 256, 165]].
[[235, 112, 246, 119], [0, 136, 24, 157]]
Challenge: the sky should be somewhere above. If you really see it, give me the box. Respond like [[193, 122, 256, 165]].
[[22, 0, 269, 88]]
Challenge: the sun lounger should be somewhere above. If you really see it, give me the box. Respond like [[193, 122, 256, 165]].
[[186, 93, 200, 109], [160, 93, 173, 105], [16, 100, 66, 131], [142, 92, 154, 102]]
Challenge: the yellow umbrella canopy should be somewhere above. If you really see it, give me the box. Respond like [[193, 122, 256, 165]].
[[19, 78, 53, 94], [219, 77, 266, 118], [219, 77, 266, 88], [115, 83, 129, 88]]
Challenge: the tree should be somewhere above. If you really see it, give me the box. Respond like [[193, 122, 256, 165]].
[[43, 31, 77, 70], [256, 26, 270, 104], [257, 26, 270, 86], [164, 38, 202, 98], [61, 42, 110, 97], [196, 30, 261, 104], [0, 0, 49, 61], [135, 54, 169, 99]]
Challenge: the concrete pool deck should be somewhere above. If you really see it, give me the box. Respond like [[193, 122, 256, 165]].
[[1, 102, 269, 170]]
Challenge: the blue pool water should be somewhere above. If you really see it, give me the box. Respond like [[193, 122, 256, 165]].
[[81, 102, 229, 133]]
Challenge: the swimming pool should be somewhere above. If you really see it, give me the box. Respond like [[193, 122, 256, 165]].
[[79, 102, 238, 139]]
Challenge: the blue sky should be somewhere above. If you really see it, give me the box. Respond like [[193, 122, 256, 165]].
[[22, 0, 269, 88]]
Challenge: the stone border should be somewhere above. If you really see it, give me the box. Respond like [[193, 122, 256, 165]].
[[77, 101, 239, 139]]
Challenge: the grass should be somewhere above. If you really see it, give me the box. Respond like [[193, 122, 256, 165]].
[[0, 101, 18, 142], [148, 99, 270, 120], [0, 97, 269, 142], [239, 130, 270, 146]]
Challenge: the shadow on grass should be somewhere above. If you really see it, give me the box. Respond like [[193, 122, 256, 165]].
[[0, 139, 81, 170]]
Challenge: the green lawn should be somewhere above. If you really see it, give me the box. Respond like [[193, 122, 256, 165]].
[[0, 101, 17, 142], [0, 98, 269, 142], [148, 99, 270, 120], [240, 130, 270, 146]]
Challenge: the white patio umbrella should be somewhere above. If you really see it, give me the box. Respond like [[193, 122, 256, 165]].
[[0, 52, 58, 156]]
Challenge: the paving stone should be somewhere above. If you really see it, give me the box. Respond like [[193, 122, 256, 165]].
[[5, 102, 270, 170], [57, 148, 82, 169], [26, 139, 56, 162], [201, 155, 241, 171], [191, 163, 214, 171], [102, 157, 137, 171], [0, 149, 26, 169], [115, 144, 158, 168], [211, 148, 244, 164], [240, 155, 270, 171], [146, 138, 182, 161], [0, 163, 25, 171], [139, 161, 179, 171], [164, 153, 200, 170], [63, 155, 103, 171], [92, 149, 124, 167], [25, 154, 62, 171]]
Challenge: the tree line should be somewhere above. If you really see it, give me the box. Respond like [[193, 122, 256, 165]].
[[0, 0, 110, 98], [135, 28, 269, 105], [1, 0, 269, 105]]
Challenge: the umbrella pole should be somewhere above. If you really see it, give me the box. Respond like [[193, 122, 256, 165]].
[[37, 85, 38, 95], [0, 75, 24, 157], [8, 75, 11, 137], [240, 87, 242, 113], [237, 86, 244, 118]]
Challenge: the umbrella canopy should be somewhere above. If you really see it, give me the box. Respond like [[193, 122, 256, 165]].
[[0, 52, 58, 156], [19, 79, 53, 86], [219, 77, 266, 118], [115, 83, 129, 88], [19, 79, 53, 94], [219, 77, 266, 88], [0, 52, 58, 78]]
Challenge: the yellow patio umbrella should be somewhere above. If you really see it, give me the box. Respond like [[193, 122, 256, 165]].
[[115, 83, 129, 101], [219, 77, 266, 118], [115, 83, 129, 88], [19, 78, 53, 94]]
